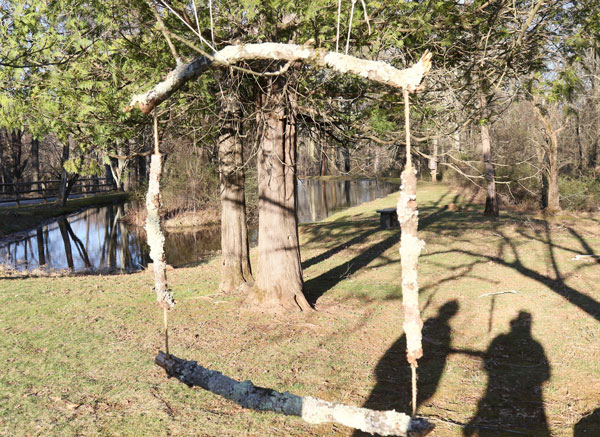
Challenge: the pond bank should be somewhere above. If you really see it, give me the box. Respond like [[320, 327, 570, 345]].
[[0, 192, 129, 238]]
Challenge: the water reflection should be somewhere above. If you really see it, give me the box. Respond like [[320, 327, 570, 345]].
[[0, 204, 148, 272], [297, 179, 398, 223], [0, 179, 398, 273]]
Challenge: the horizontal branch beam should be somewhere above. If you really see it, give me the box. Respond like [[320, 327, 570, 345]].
[[127, 43, 432, 114], [155, 351, 434, 436]]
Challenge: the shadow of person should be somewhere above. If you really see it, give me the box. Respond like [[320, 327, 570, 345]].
[[353, 300, 459, 436], [464, 311, 551, 436], [574, 408, 600, 436]]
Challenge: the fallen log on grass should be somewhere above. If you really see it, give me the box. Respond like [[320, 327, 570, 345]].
[[156, 351, 433, 436]]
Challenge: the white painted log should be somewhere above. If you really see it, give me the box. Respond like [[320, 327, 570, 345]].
[[155, 351, 433, 436], [127, 43, 432, 114]]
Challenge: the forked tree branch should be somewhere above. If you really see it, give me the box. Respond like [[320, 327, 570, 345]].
[[126, 43, 432, 114]]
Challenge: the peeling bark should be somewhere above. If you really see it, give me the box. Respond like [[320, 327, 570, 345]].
[[146, 153, 174, 308], [155, 351, 434, 436], [127, 44, 431, 114], [396, 164, 425, 365]]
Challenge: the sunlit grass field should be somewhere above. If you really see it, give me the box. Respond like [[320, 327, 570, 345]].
[[1, 182, 598, 436]]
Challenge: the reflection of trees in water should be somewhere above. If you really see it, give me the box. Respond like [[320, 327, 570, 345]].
[[1, 180, 397, 271], [297, 179, 399, 223], [0, 203, 148, 271]]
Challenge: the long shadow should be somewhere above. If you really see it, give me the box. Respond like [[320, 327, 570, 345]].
[[567, 227, 600, 265], [426, 243, 600, 323], [574, 408, 600, 436], [303, 230, 401, 305], [464, 311, 551, 436], [353, 300, 459, 436], [301, 227, 379, 270]]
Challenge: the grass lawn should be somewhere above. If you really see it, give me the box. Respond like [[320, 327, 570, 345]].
[[1, 182, 599, 436]]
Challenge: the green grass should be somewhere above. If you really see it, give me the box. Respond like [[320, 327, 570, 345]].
[[1, 182, 599, 436], [0, 192, 129, 237]]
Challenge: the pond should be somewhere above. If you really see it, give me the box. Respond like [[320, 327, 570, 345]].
[[0, 178, 398, 272]]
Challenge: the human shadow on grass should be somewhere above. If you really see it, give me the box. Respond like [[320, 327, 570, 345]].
[[464, 311, 551, 436], [574, 408, 600, 436], [353, 300, 459, 436]]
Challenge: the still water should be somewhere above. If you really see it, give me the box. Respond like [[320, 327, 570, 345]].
[[0, 179, 398, 272]]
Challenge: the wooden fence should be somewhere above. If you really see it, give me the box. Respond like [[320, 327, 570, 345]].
[[0, 178, 117, 207]]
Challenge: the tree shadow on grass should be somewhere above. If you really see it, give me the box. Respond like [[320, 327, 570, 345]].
[[301, 227, 380, 271], [424, 218, 600, 323], [353, 300, 459, 436], [303, 230, 401, 306]]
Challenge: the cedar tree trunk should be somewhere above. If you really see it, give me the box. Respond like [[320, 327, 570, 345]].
[[246, 78, 311, 311], [218, 98, 253, 293]]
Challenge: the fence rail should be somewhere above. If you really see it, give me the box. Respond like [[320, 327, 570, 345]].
[[0, 178, 117, 206]]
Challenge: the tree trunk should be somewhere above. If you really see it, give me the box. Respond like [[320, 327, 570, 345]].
[[56, 139, 71, 207], [575, 112, 584, 174], [155, 351, 434, 436], [319, 141, 328, 176], [31, 138, 40, 184], [546, 131, 560, 212], [246, 78, 311, 311], [532, 101, 561, 213], [218, 100, 253, 293], [342, 146, 351, 173], [429, 138, 438, 182], [480, 94, 499, 217]]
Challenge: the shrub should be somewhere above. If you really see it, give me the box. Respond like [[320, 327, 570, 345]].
[[559, 176, 600, 212]]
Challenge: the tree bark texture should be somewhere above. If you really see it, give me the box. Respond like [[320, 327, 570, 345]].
[[546, 133, 560, 212], [218, 103, 253, 293], [155, 351, 434, 436], [127, 44, 431, 114], [429, 138, 438, 182], [146, 153, 174, 308], [533, 102, 561, 212], [479, 94, 499, 217], [396, 163, 425, 365], [246, 79, 312, 311]]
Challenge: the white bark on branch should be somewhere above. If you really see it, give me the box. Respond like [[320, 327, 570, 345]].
[[146, 153, 174, 309], [155, 351, 434, 436], [127, 43, 432, 114]]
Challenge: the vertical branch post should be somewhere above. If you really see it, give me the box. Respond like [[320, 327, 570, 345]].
[[397, 88, 425, 416], [147, 113, 175, 353]]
